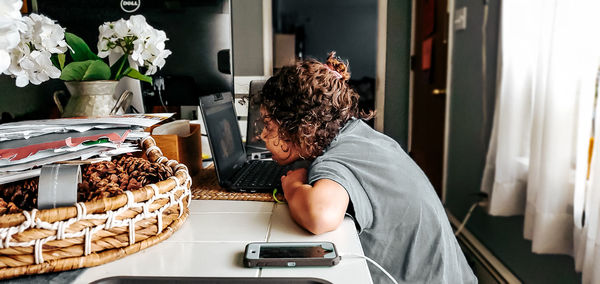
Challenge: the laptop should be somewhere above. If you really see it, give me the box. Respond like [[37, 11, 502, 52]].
[[245, 80, 270, 159], [199, 92, 295, 192]]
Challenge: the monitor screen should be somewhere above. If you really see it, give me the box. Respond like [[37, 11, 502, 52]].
[[36, 0, 233, 106]]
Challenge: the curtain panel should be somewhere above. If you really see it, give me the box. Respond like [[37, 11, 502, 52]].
[[481, 0, 600, 279]]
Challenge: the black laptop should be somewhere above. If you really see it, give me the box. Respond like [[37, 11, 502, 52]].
[[245, 80, 271, 159], [246, 80, 266, 150], [199, 92, 294, 192]]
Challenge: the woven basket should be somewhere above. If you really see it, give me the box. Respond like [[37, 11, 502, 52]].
[[0, 136, 192, 280]]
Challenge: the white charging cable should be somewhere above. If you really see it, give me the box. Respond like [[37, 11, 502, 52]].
[[153, 76, 168, 112], [454, 193, 489, 236], [454, 201, 479, 236], [341, 254, 399, 284]]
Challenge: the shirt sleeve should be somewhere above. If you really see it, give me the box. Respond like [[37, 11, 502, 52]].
[[308, 159, 373, 233]]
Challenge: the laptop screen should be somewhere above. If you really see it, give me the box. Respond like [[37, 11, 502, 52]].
[[246, 98, 266, 150], [199, 93, 247, 183], [246, 80, 267, 150]]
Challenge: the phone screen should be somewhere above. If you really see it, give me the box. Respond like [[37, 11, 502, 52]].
[[244, 242, 340, 267], [259, 245, 333, 258]]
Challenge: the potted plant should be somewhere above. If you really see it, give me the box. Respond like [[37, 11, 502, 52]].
[[54, 15, 171, 117], [1, 2, 171, 117]]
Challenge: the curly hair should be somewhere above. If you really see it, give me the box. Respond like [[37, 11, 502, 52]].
[[252, 52, 374, 159]]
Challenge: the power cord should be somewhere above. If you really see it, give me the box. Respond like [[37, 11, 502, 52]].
[[454, 192, 488, 236], [341, 254, 398, 284], [153, 76, 168, 113], [271, 188, 286, 204]]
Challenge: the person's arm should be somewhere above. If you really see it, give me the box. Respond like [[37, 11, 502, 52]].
[[281, 168, 349, 235]]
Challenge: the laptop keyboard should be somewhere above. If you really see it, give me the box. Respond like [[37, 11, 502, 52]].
[[233, 160, 291, 189]]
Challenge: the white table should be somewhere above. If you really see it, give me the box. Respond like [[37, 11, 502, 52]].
[[74, 200, 373, 284]]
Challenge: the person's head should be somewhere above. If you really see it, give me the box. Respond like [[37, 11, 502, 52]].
[[252, 52, 374, 164]]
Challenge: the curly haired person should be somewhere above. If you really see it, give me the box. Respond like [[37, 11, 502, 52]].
[[252, 52, 476, 284]]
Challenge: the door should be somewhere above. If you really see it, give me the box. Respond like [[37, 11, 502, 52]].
[[409, 0, 449, 197]]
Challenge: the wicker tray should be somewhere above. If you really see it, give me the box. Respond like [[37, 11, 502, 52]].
[[0, 136, 192, 280]]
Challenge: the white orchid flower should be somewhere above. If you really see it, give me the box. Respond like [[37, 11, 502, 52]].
[[0, 0, 26, 73], [97, 14, 171, 75], [128, 15, 147, 34], [113, 19, 129, 38], [0, 22, 21, 49], [97, 40, 111, 58], [0, 50, 10, 73], [4, 12, 67, 87], [0, 0, 22, 19], [26, 14, 67, 54]]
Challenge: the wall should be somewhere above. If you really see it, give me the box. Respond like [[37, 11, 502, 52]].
[[382, 0, 411, 149], [444, 0, 581, 282], [0, 76, 63, 121], [232, 0, 264, 76], [445, 1, 499, 213], [274, 0, 377, 80]]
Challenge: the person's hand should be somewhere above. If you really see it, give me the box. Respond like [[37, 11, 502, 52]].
[[281, 168, 308, 197]]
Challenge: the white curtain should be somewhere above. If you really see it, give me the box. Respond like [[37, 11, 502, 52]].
[[575, 78, 600, 283], [481, 0, 600, 276]]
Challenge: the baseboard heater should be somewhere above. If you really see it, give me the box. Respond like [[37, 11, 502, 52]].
[[446, 210, 522, 284]]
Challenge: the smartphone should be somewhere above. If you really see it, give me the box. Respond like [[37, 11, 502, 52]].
[[244, 241, 341, 268]]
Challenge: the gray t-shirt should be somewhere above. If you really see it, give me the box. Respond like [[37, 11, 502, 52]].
[[308, 119, 476, 284]]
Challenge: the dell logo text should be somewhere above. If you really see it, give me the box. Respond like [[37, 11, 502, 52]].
[[120, 0, 141, 13]]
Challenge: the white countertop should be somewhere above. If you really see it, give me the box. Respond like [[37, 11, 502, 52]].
[[74, 200, 372, 284]]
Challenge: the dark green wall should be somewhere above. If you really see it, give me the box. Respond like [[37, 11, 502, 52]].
[[383, 0, 412, 149], [445, 1, 580, 283], [445, 0, 498, 218]]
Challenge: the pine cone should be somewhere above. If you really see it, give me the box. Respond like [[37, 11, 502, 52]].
[[115, 156, 175, 187], [89, 182, 123, 201], [126, 178, 142, 191], [0, 196, 23, 214], [6, 202, 20, 214], [0, 154, 178, 215], [77, 155, 175, 203], [0, 198, 7, 214], [118, 172, 130, 190], [157, 163, 174, 181], [0, 178, 37, 211], [0, 197, 20, 214]]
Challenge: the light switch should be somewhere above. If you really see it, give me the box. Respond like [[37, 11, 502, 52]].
[[454, 7, 467, 31]]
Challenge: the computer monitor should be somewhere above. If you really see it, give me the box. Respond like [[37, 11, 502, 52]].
[[36, 0, 234, 107]]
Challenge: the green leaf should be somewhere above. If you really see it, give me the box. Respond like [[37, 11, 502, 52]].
[[123, 67, 153, 84], [110, 55, 130, 80], [50, 54, 60, 69], [65, 32, 100, 62], [82, 60, 111, 80], [60, 60, 111, 81], [58, 53, 66, 70]]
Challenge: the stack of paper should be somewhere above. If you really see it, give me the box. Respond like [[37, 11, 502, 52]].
[[0, 114, 174, 184]]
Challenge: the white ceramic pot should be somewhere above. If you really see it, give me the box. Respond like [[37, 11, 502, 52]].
[[53, 81, 132, 117]]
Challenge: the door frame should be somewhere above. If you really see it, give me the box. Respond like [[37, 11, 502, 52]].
[[407, 0, 455, 203], [375, 0, 387, 132], [441, 0, 455, 204], [407, 0, 416, 154]]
